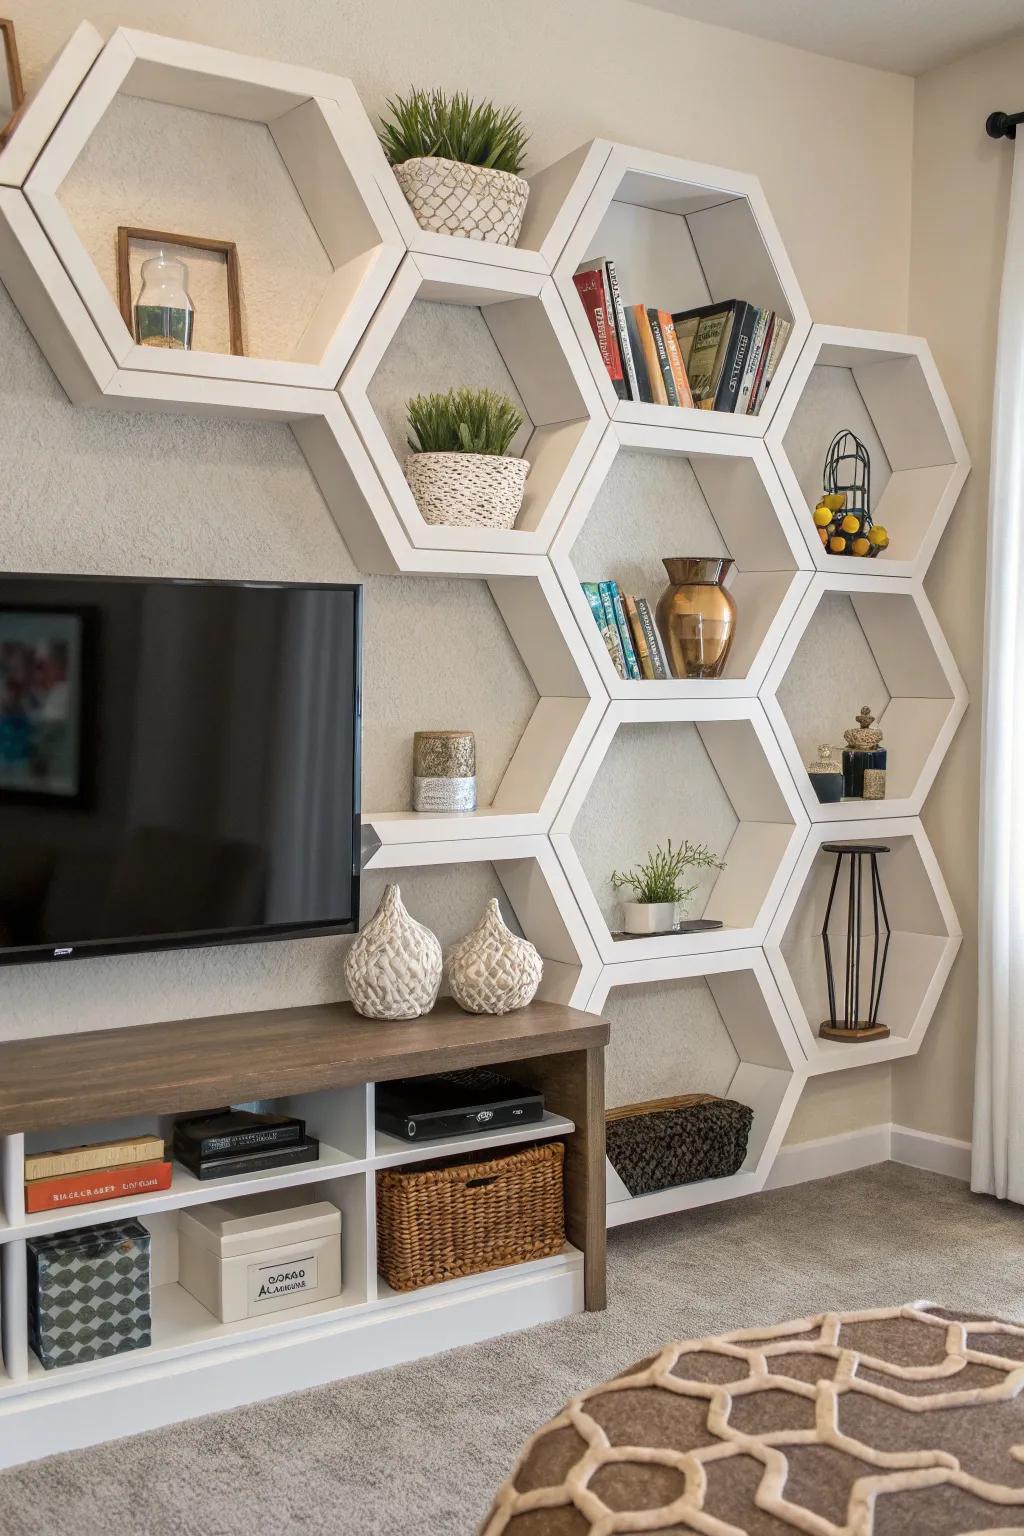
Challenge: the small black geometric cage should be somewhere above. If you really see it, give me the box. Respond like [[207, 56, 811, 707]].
[[823, 429, 872, 526]]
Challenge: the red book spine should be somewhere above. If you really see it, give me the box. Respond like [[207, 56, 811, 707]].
[[572, 269, 624, 385], [25, 1159, 173, 1213]]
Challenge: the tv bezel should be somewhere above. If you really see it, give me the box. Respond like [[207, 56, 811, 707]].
[[0, 572, 363, 966]]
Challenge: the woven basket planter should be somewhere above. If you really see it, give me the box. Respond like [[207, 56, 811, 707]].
[[377, 1141, 565, 1291], [392, 156, 529, 246], [606, 1094, 753, 1198], [405, 451, 529, 530]]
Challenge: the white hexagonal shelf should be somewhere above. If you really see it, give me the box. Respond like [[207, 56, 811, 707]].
[[551, 699, 808, 963], [764, 819, 960, 1072], [19, 28, 405, 398], [361, 832, 601, 1008], [587, 949, 805, 1224], [339, 251, 607, 555], [767, 325, 970, 580], [552, 420, 813, 697], [0, 23, 102, 189], [552, 140, 810, 433], [761, 573, 966, 822]]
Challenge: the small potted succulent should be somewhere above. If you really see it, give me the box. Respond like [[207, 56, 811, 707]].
[[405, 387, 529, 530], [379, 88, 530, 247], [611, 838, 726, 935]]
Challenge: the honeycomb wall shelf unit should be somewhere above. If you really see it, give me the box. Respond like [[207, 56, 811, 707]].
[[767, 325, 970, 581], [0, 22, 102, 189], [14, 28, 406, 400], [551, 141, 811, 434], [551, 699, 809, 964], [589, 949, 805, 1225], [763, 819, 961, 1072], [761, 572, 967, 822], [338, 252, 607, 556], [551, 419, 813, 697]]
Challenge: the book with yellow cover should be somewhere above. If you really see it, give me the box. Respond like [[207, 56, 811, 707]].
[[25, 1134, 165, 1183]]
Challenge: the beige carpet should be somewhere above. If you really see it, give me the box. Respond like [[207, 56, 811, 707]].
[[0, 1164, 1021, 1536]]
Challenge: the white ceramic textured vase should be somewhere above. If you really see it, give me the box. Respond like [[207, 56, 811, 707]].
[[405, 452, 529, 530], [392, 156, 529, 246], [343, 883, 442, 1020], [621, 901, 677, 935], [445, 898, 543, 1015]]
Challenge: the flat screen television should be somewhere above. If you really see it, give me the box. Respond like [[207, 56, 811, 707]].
[[0, 573, 362, 964]]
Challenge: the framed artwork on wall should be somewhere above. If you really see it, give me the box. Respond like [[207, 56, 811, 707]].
[[0, 607, 90, 804], [116, 226, 244, 355]]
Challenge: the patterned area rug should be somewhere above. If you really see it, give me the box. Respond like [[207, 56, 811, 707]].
[[480, 1304, 1024, 1535]]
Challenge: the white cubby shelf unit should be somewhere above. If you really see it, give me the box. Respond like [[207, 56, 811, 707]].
[[552, 141, 811, 434], [0, 1089, 582, 1467], [590, 950, 805, 1225], [551, 699, 809, 965], [550, 419, 814, 698], [766, 325, 970, 581], [761, 573, 967, 823], [764, 819, 961, 1072]]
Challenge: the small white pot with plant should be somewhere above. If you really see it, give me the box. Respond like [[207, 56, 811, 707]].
[[379, 88, 530, 246], [611, 838, 726, 936], [405, 387, 529, 530]]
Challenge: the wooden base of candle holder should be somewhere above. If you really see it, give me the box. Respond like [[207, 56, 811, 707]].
[[818, 1022, 891, 1042]]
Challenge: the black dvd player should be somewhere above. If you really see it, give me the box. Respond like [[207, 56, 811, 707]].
[[375, 1068, 544, 1142]]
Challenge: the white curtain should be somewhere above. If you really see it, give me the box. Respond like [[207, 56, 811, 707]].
[[973, 137, 1024, 1202]]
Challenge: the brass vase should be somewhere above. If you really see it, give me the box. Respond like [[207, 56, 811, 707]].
[[655, 557, 736, 680]]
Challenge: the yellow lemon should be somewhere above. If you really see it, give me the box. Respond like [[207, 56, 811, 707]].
[[869, 525, 889, 548], [841, 513, 861, 534], [851, 536, 870, 557], [829, 534, 846, 553], [818, 527, 829, 545], [812, 506, 832, 527], [822, 493, 846, 513]]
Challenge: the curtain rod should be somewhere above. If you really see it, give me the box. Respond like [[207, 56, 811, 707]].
[[987, 110, 1024, 140]]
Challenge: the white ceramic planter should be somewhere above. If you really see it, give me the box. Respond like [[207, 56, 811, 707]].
[[405, 451, 529, 530], [621, 901, 678, 935], [392, 156, 529, 246]]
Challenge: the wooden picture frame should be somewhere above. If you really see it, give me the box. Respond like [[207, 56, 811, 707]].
[[0, 18, 25, 148], [116, 226, 244, 354]]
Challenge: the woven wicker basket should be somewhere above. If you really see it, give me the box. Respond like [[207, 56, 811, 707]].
[[606, 1093, 753, 1198], [377, 1141, 565, 1291]]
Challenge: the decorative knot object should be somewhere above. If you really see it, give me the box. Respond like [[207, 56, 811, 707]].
[[844, 705, 883, 751], [412, 730, 476, 813], [405, 451, 529, 530], [343, 884, 442, 1021], [445, 898, 543, 1015], [393, 156, 529, 246]]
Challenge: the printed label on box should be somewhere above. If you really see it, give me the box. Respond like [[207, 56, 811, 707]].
[[247, 1254, 318, 1306]]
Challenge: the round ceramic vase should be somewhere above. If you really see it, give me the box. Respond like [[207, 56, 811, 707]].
[[445, 898, 543, 1015], [655, 557, 736, 680], [343, 883, 442, 1020], [621, 901, 677, 935]]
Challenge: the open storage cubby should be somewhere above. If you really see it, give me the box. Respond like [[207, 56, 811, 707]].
[[553, 142, 810, 433], [551, 699, 808, 963], [589, 949, 804, 1223], [763, 574, 967, 821], [552, 421, 813, 697], [764, 820, 961, 1072], [767, 326, 970, 580]]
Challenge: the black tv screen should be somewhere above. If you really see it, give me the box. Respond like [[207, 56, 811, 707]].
[[0, 574, 361, 964]]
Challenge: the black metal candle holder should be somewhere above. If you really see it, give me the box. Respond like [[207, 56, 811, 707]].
[[818, 841, 891, 1042]]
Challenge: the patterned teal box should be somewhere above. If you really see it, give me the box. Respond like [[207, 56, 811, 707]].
[[27, 1217, 152, 1371]]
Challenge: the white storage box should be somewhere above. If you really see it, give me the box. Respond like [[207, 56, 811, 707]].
[[178, 1190, 342, 1323]]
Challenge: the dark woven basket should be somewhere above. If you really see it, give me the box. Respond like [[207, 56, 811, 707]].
[[606, 1094, 753, 1197], [377, 1141, 565, 1292]]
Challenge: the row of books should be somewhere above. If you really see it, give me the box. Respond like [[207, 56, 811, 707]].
[[23, 1110, 319, 1213], [573, 258, 791, 416], [582, 580, 669, 681]]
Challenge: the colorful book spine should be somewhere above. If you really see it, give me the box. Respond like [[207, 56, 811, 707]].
[[658, 310, 694, 408], [622, 306, 653, 402], [600, 581, 641, 679], [746, 313, 775, 414], [645, 310, 679, 406], [573, 265, 626, 399], [25, 1135, 165, 1182], [753, 317, 792, 412], [630, 307, 667, 405], [635, 598, 669, 680], [681, 305, 734, 404], [605, 259, 638, 402], [736, 307, 769, 414], [25, 1159, 173, 1213], [582, 581, 626, 677], [713, 301, 755, 412], [623, 595, 655, 679]]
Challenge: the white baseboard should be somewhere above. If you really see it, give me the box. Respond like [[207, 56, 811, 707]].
[[766, 1123, 971, 1190]]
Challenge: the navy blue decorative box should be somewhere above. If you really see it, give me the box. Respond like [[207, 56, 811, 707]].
[[27, 1217, 152, 1371]]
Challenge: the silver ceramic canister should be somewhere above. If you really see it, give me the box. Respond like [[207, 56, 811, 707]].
[[412, 730, 477, 813]]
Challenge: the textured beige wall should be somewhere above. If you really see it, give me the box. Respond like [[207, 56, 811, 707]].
[[0, 1, 917, 1144], [890, 38, 1024, 1141]]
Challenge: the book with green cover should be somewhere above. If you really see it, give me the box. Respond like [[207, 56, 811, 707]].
[[673, 301, 737, 405], [582, 581, 626, 678]]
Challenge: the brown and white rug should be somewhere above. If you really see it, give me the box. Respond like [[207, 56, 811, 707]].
[[481, 1304, 1024, 1535]]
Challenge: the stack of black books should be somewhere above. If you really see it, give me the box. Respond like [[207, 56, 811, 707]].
[[173, 1109, 320, 1181]]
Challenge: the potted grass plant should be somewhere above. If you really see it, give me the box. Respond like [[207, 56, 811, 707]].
[[405, 387, 529, 530], [611, 838, 726, 935], [379, 88, 530, 247]]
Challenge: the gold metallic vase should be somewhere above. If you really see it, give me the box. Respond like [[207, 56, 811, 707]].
[[655, 557, 736, 680]]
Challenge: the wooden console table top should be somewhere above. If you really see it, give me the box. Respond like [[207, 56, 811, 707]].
[[0, 998, 610, 1135]]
